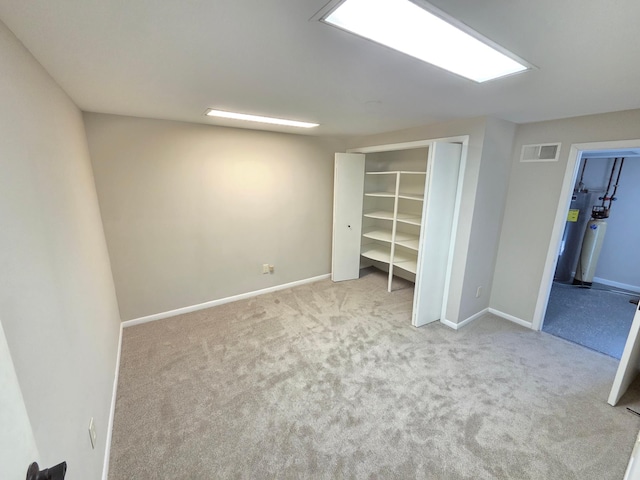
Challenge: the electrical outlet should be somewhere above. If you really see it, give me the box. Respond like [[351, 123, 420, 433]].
[[262, 264, 270, 274], [88, 417, 97, 449], [476, 286, 483, 298], [269, 265, 274, 273]]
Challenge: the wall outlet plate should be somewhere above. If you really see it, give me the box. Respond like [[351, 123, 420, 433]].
[[262, 264, 270, 274], [88, 417, 96, 449]]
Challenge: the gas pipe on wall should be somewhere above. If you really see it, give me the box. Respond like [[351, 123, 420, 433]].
[[573, 157, 625, 287]]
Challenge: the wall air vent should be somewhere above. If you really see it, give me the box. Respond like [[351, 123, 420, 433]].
[[520, 143, 561, 162]]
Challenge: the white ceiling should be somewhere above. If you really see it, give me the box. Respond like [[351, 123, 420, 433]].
[[1, 0, 639, 136]]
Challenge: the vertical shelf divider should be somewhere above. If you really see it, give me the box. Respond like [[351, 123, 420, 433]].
[[388, 172, 400, 292]]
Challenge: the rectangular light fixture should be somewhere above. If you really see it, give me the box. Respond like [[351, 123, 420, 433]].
[[323, 0, 529, 83], [205, 109, 319, 128]]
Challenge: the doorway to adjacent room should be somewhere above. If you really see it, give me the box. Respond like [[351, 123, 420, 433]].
[[541, 152, 640, 359]]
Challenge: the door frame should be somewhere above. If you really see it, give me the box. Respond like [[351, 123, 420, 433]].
[[532, 138, 640, 331], [347, 135, 469, 325]]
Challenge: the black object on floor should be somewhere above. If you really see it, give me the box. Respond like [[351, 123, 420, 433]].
[[543, 282, 637, 359], [26, 461, 67, 480]]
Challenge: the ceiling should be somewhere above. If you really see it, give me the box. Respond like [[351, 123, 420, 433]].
[[1, 0, 639, 136]]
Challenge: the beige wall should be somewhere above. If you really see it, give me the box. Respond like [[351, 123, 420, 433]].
[[458, 117, 517, 321], [366, 147, 428, 172], [0, 319, 39, 479], [0, 19, 121, 479], [349, 116, 516, 324], [84, 113, 346, 320], [491, 109, 640, 323]]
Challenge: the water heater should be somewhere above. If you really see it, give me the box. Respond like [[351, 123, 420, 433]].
[[573, 219, 608, 286], [570, 156, 625, 287], [554, 191, 595, 282]]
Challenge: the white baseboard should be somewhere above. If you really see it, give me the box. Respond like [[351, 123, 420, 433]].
[[439, 318, 457, 329], [102, 322, 123, 480], [488, 308, 533, 329], [440, 308, 489, 330], [592, 276, 640, 294], [122, 274, 331, 328]]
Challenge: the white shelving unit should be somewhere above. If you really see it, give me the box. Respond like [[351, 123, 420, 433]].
[[361, 170, 426, 291]]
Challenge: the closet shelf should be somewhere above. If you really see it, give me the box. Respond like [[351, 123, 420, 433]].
[[362, 228, 393, 243], [366, 171, 426, 175], [398, 193, 424, 201], [364, 210, 394, 221], [365, 192, 396, 198], [361, 245, 391, 264], [394, 260, 417, 274], [396, 213, 422, 226], [394, 233, 420, 251], [396, 240, 419, 251], [367, 191, 425, 200], [393, 249, 418, 274]]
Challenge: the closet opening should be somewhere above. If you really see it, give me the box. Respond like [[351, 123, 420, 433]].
[[332, 136, 468, 328]]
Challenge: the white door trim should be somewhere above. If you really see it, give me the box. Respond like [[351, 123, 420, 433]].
[[532, 138, 640, 331], [440, 140, 468, 325]]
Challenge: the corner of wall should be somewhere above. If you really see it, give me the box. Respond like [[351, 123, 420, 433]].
[[455, 116, 517, 323]]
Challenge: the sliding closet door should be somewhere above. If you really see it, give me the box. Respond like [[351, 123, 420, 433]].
[[412, 142, 462, 327], [332, 153, 365, 282]]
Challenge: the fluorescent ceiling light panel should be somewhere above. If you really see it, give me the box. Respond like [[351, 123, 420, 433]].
[[323, 0, 528, 82], [205, 109, 319, 128]]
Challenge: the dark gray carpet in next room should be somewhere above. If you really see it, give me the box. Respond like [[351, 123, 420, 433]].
[[109, 270, 640, 479], [543, 282, 638, 359]]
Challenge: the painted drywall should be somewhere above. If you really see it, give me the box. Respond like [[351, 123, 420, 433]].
[[0, 319, 39, 479], [348, 116, 516, 325], [366, 148, 428, 172], [84, 113, 346, 321], [0, 19, 121, 479], [575, 156, 640, 290], [457, 118, 517, 321], [491, 109, 640, 323]]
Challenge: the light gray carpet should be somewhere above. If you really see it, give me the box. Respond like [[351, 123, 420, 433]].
[[109, 270, 640, 479], [543, 282, 637, 358]]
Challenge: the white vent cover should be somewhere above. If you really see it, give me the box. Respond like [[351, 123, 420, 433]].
[[520, 143, 561, 162]]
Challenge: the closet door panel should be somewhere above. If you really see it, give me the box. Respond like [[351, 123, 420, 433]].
[[332, 153, 365, 282], [413, 143, 462, 326]]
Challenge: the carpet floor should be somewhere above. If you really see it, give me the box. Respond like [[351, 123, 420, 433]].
[[543, 282, 638, 359], [109, 270, 640, 479]]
